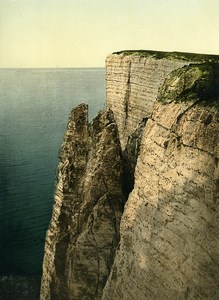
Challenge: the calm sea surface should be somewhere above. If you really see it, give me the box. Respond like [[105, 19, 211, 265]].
[[0, 68, 105, 275]]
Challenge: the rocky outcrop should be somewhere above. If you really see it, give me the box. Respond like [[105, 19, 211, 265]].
[[41, 51, 219, 300], [102, 63, 219, 300], [40, 104, 125, 300]]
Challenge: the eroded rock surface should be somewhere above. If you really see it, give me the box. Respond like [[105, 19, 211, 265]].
[[106, 52, 219, 149], [41, 52, 219, 300], [105, 53, 189, 148], [40, 104, 125, 300], [102, 64, 219, 300]]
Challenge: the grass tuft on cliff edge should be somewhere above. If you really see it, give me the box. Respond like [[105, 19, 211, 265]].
[[158, 63, 219, 107]]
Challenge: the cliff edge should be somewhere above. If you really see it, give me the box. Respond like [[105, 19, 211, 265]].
[[41, 51, 219, 300]]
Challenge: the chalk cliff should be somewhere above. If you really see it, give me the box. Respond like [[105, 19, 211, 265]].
[[106, 51, 219, 148], [102, 62, 219, 300], [41, 51, 219, 300]]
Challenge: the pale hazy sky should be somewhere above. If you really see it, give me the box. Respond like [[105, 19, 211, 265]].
[[0, 0, 219, 67]]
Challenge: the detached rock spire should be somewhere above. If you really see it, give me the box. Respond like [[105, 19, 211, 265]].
[[40, 104, 125, 300]]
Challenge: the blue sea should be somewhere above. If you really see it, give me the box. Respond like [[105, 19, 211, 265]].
[[0, 68, 105, 275]]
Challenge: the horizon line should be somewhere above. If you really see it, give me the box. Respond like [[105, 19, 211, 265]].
[[0, 66, 105, 69]]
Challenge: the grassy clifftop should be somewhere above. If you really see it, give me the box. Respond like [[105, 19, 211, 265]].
[[112, 50, 219, 62]]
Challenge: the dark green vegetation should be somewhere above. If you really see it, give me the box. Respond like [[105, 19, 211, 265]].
[[113, 50, 219, 62], [158, 63, 219, 107]]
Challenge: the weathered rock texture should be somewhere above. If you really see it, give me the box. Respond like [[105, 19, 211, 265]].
[[41, 51, 219, 300], [102, 63, 219, 300], [106, 51, 219, 149], [40, 104, 125, 300]]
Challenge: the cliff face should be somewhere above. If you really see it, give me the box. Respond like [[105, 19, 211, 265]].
[[105, 53, 189, 148], [102, 63, 219, 300], [106, 52, 219, 149], [41, 51, 219, 300]]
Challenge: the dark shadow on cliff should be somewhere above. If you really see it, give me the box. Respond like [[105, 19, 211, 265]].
[[122, 118, 147, 198]]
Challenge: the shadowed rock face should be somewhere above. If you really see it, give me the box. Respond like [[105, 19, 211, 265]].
[[122, 118, 147, 197], [40, 104, 125, 300], [102, 63, 219, 300]]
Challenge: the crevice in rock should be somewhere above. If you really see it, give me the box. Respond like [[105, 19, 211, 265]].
[[102, 178, 119, 238], [179, 142, 217, 158], [122, 117, 148, 197], [88, 212, 100, 299]]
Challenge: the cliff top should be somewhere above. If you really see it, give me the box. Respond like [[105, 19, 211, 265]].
[[112, 50, 219, 63]]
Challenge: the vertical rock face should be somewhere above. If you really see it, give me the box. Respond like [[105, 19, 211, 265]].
[[41, 51, 219, 300], [40, 104, 125, 300], [106, 52, 219, 149], [105, 53, 189, 148], [102, 64, 219, 300]]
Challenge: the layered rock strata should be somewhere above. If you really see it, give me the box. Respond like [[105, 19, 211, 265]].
[[40, 104, 125, 300], [41, 51, 219, 300], [106, 51, 219, 148], [102, 63, 219, 300]]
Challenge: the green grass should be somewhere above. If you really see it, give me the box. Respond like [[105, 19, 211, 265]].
[[158, 63, 219, 106], [112, 50, 219, 62]]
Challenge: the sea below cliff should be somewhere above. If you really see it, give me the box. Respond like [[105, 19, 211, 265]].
[[0, 68, 105, 276]]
